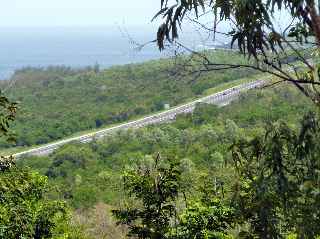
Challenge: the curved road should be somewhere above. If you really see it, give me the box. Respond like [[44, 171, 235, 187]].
[[13, 79, 266, 158]]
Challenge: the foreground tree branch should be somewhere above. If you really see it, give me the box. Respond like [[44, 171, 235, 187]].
[[154, 0, 320, 105]]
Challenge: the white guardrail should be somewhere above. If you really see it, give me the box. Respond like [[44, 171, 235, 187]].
[[12, 79, 266, 158]]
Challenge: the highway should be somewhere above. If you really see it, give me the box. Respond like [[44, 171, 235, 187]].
[[12, 79, 266, 158]]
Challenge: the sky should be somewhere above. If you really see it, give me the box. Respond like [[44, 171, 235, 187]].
[[0, 0, 162, 27]]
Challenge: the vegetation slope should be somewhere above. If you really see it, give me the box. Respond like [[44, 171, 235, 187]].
[[18, 83, 317, 238], [1, 50, 257, 148]]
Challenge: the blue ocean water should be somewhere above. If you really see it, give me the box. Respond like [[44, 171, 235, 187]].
[[0, 26, 228, 80], [0, 26, 166, 80]]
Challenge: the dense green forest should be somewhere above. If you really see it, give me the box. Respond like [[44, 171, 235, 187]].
[[0, 50, 258, 149], [3, 49, 320, 237], [1, 47, 319, 239], [17, 83, 318, 238], [3, 0, 320, 237]]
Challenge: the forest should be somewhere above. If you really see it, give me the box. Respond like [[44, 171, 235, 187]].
[[15, 82, 318, 238], [0, 50, 258, 149], [2, 0, 320, 238], [1, 44, 319, 237]]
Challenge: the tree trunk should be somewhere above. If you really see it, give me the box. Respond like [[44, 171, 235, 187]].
[[310, 1, 320, 46]]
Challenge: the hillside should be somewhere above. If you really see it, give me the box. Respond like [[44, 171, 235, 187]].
[[1, 50, 258, 148], [18, 83, 315, 238], [4, 0, 320, 238], [6, 48, 319, 238]]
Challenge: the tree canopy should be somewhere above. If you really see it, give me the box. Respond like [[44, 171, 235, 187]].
[[154, 0, 320, 104]]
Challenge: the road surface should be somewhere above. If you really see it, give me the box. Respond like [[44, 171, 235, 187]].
[[13, 79, 266, 158]]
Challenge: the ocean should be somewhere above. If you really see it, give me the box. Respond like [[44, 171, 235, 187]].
[[0, 26, 228, 80]]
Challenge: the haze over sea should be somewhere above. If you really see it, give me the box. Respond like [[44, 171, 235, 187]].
[[0, 26, 156, 79], [0, 25, 228, 80]]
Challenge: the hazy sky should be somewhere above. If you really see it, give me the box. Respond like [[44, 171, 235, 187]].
[[0, 0, 161, 27]]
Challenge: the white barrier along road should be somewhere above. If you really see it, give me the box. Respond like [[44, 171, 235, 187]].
[[13, 80, 266, 158]]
